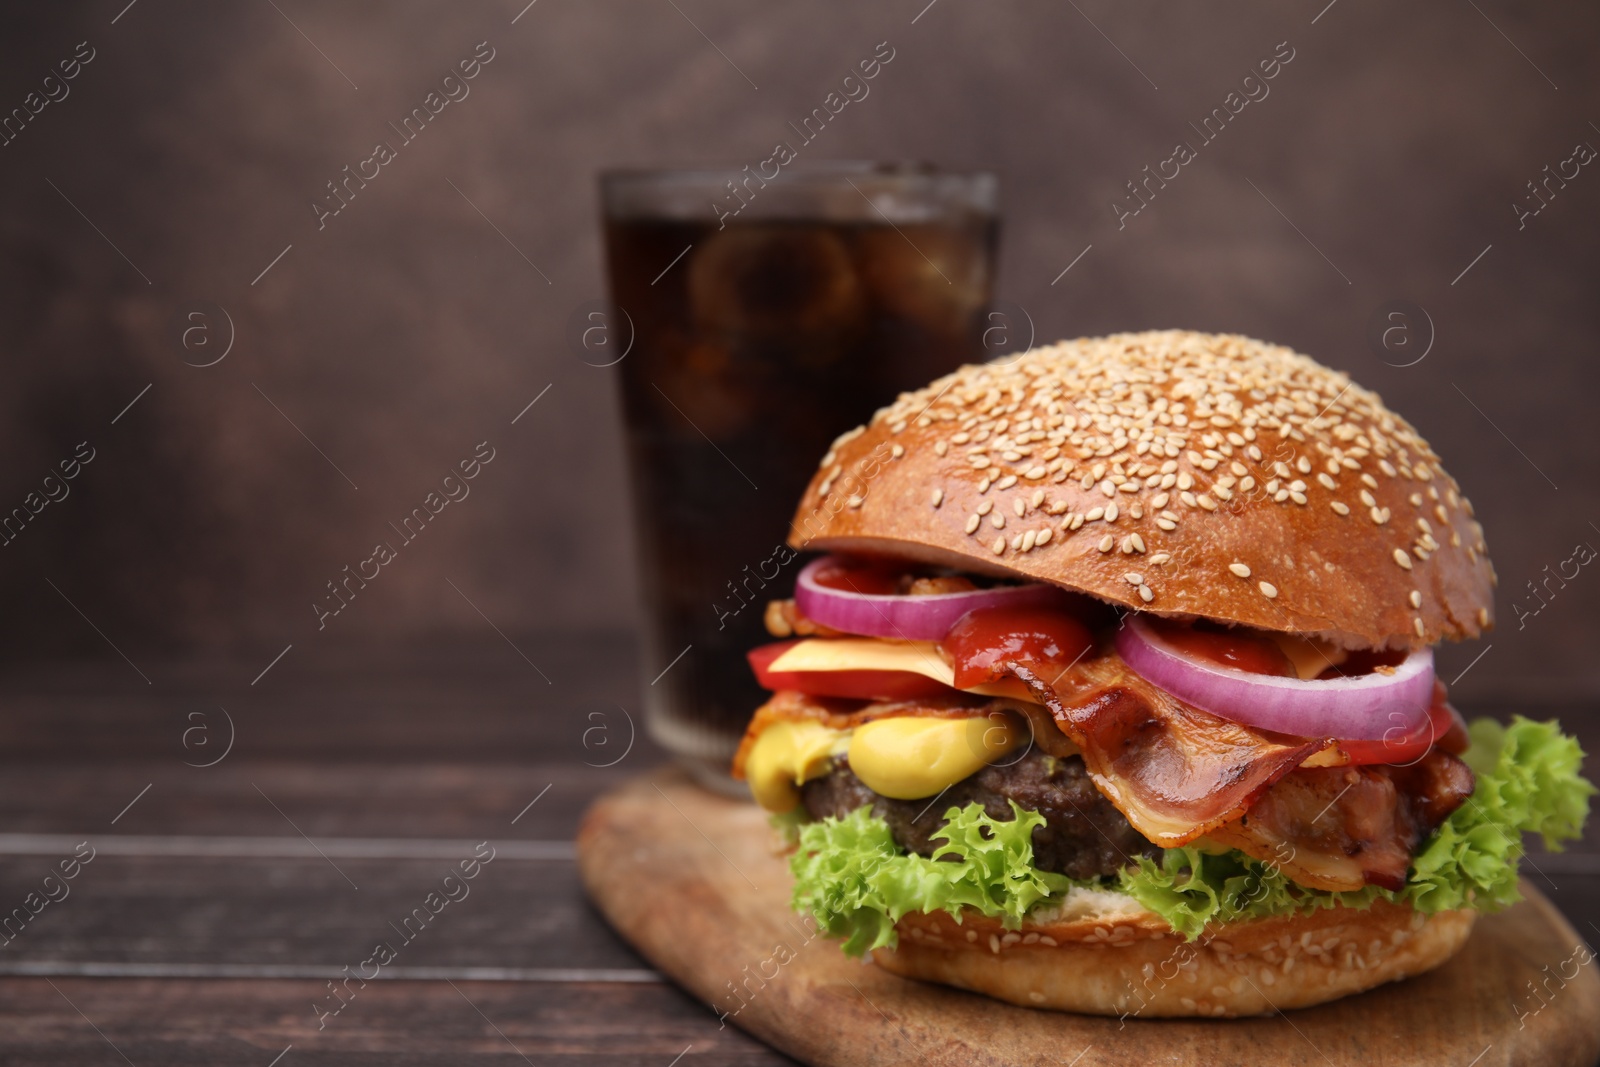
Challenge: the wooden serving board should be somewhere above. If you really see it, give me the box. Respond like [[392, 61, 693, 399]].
[[578, 769, 1600, 1067]]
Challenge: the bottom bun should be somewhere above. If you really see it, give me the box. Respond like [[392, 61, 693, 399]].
[[870, 887, 1476, 1017]]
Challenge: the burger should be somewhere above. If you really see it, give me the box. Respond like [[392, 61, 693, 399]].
[[730, 331, 1593, 1017]]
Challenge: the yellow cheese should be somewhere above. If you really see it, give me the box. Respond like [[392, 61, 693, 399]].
[[743, 720, 847, 812], [1269, 633, 1349, 681], [847, 715, 1022, 800], [766, 638, 1035, 701], [768, 638, 954, 682]]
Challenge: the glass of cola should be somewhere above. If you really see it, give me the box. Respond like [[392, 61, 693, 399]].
[[599, 162, 1000, 792]]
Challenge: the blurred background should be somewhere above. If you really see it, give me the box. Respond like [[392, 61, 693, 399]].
[[0, 0, 1595, 706]]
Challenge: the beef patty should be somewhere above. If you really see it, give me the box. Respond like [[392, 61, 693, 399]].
[[799, 748, 1157, 880]]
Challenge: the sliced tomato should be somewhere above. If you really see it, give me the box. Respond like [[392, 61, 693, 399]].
[[747, 640, 954, 702], [1336, 683, 1466, 766]]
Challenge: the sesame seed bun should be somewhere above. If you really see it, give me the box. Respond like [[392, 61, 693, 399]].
[[788, 331, 1494, 649], [873, 889, 1476, 1017]]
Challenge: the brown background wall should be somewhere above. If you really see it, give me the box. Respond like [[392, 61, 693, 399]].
[[0, 1, 1594, 704]]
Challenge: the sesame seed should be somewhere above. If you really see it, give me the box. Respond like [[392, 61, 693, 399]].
[[1032, 490, 1045, 508], [1177, 472, 1194, 491], [1069, 513, 1085, 530], [1013, 498, 1026, 518], [1086, 507, 1105, 522], [1026, 466, 1047, 480], [1180, 491, 1198, 508], [1036, 527, 1052, 546], [995, 474, 1019, 490], [965, 514, 981, 534], [931, 489, 944, 508], [1151, 492, 1169, 509], [1197, 494, 1218, 511], [992, 536, 1005, 555], [1393, 548, 1412, 570], [1021, 530, 1036, 552], [1370, 507, 1390, 524], [1331, 501, 1350, 516], [1229, 562, 1251, 578], [1124, 572, 1144, 585], [1259, 581, 1278, 598], [1138, 584, 1154, 602], [1317, 473, 1337, 490], [976, 500, 993, 516], [934, 440, 949, 457], [1098, 535, 1114, 553], [1130, 533, 1146, 553], [1409, 590, 1422, 608], [1149, 552, 1171, 564], [991, 514, 1005, 529], [847, 495, 864, 508], [1156, 518, 1177, 531], [890, 444, 904, 458], [1105, 503, 1120, 522], [1414, 617, 1425, 638]]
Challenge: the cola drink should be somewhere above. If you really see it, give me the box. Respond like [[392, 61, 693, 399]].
[[600, 164, 998, 791]]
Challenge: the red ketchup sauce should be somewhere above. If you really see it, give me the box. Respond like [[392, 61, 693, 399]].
[[941, 606, 1096, 689], [806, 556, 909, 596], [1146, 619, 1296, 677]]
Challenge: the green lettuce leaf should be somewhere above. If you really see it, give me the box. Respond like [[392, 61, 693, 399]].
[[787, 717, 1592, 950], [789, 800, 1072, 956]]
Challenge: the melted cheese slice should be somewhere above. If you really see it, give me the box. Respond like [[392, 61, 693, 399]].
[[743, 720, 847, 811], [848, 715, 1021, 800], [742, 713, 1026, 812], [767, 638, 1035, 701]]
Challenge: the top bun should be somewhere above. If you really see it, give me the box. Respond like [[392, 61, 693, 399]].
[[787, 331, 1494, 649]]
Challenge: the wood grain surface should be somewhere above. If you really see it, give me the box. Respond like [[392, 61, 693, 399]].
[[579, 768, 1600, 1067]]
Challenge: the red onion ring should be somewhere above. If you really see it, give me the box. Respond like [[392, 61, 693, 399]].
[[794, 555, 1072, 641], [1114, 614, 1434, 741]]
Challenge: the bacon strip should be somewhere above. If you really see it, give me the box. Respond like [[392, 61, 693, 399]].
[[1008, 656, 1328, 847], [1204, 748, 1474, 891]]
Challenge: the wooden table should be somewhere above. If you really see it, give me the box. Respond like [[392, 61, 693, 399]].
[[0, 637, 1594, 1065]]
